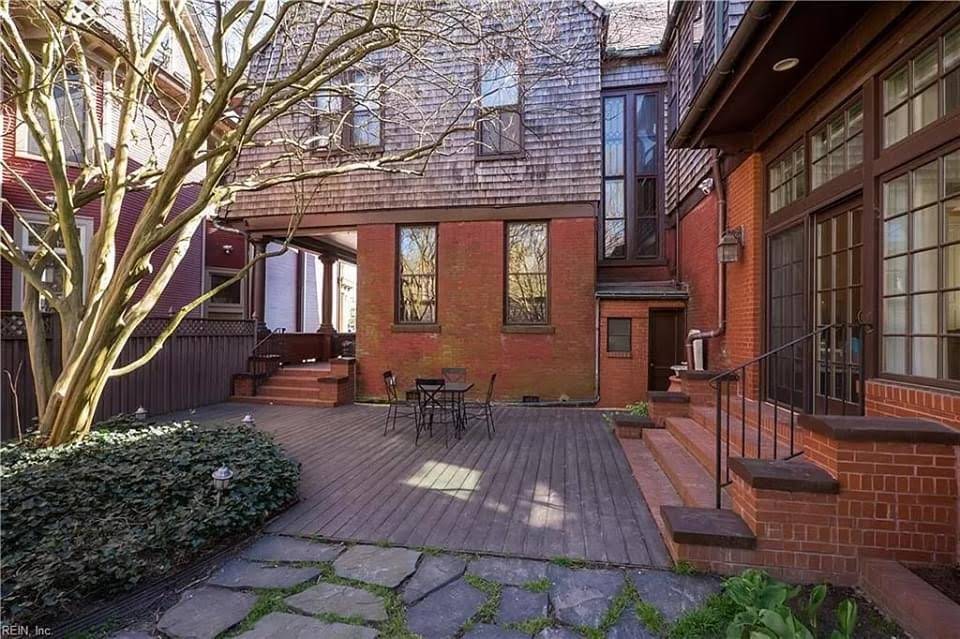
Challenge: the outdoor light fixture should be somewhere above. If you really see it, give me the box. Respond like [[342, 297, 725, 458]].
[[222, 243, 234, 254], [241, 414, 255, 426], [134, 405, 148, 421], [773, 57, 799, 72], [718, 227, 744, 264], [212, 465, 234, 505]]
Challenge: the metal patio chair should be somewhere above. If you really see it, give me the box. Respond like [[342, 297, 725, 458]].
[[415, 378, 454, 447], [383, 371, 417, 436], [464, 373, 496, 439]]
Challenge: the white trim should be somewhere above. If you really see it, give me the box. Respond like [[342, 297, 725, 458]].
[[204, 267, 245, 317], [11, 212, 94, 311]]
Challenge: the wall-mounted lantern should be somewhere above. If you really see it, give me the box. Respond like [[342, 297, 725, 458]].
[[718, 227, 744, 264]]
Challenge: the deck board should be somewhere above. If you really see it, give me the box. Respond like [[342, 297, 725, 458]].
[[179, 402, 670, 566]]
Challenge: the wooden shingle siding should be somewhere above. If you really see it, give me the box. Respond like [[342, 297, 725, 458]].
[[229, 3, 603, 222], [601, 56, 667, 89]]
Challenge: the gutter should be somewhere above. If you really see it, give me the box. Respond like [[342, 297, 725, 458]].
[[669, 0, 775, 149]]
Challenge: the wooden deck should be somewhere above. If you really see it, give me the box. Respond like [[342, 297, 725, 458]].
[[183, 402, 670, 567]]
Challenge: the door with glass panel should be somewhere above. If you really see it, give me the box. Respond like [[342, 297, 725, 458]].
[[813, 204, 864, 414], [766, 224, 807, 407]]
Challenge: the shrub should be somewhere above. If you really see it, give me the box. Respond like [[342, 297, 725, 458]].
[[0, 420, 299, 624], [626, 401, 649, 417]]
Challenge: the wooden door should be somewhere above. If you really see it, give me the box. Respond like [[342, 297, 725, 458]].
[[648, 310, 684, 391]]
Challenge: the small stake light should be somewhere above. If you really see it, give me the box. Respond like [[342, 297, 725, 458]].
[[241, 414, 255, 426], [718, 227, 744, 264], [212, 465, 234, 505], [134, 406, 148, 421]]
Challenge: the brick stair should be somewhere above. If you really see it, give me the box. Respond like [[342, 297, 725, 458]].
[[644, 428, 728, 509], [231, 360, 355, 407], [689, 405, 799, 462]]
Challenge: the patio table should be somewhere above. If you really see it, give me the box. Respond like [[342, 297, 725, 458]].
[[408, 382, 474, 438]]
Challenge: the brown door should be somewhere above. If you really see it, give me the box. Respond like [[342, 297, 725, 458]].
[[766, 224, 807, 407], [648, 310, 684, 391]]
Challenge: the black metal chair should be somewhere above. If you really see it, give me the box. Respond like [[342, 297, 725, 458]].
[[464, 373, 496, 439], [415, 378, 454, 447], [383, 371, 417, 436]]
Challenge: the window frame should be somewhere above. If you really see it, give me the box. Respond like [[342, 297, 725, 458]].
[[767, 142, 807, 215], [395, 224, 438, 325], [476, 58, 524, 160], [809, 94, 864, 191], [606, 317, 632, 354], [15, 67, 99, 166], [311, 69, 384, 153], [205, 268, 246, 317], [503, 220, 550, 326], [10, 212, 94, 312]]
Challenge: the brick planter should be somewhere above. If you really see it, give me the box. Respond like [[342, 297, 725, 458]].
[[611, 413, 658, 439]]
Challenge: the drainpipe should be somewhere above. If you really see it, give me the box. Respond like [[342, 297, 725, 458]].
[[686, 149, 727, 367]]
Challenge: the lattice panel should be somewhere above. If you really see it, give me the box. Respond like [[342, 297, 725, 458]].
[[1, 312, 55, 339], [132, 317, 255, 337]]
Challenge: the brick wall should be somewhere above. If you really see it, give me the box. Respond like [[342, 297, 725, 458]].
[[598, 299, 686, 408], [865, 380, 960, 432], [678, 192, 718, 354], [356, 217, 597, 401]]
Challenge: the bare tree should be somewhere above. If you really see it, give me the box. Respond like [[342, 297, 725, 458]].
[[0, 0, 594, 446]]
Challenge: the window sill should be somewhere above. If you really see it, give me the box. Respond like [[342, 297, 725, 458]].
[[391, 323, 441, 333], [476, 151, 525, 162], [606, 351, 632, 359], [501, 324, 555, 334]]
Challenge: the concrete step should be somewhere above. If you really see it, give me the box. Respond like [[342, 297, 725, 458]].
[[644, 428, 729, 509]]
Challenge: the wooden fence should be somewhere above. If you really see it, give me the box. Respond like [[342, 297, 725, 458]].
[[0, 312, 255, 440]]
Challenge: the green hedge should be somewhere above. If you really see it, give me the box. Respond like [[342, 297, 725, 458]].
[[0, 419, 299, 624]]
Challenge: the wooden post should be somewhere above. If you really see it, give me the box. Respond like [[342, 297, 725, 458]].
[[320, 253, 336, 330]]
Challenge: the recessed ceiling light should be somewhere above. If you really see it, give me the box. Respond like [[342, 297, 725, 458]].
[[773, 57, 800, 72]]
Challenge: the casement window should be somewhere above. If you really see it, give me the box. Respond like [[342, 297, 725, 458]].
[[505, 221, 548, 325], [397, 225, 437, 324], [206, 269, 244, 318], [11, 213, 94, 311], [478, 59, 522, 157], [768, 145, 806, 214], [21, 70, 86, 164], [882, 23, 960, 149], [602, 90, 662, 260], [811, 98, 863, 190], [312, 89, 343, 149], [881, 148, 960, 382], [311, 70, 381, 151], [607, 318, 632, 353]]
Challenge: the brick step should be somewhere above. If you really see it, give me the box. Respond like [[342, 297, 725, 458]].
[[273, 370, 344, 381], [664, 416, 723, 479], [720, 393, 800, 433], [689, 405, 800, 462], [253, 385, 339, 401], [229, 395, 338, 408], [616, 436, 684, 553], [644, 428, 730, 509]]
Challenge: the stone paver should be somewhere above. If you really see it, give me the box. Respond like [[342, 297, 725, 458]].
[[234, 612, 379, 639], [402, 554, 467, 604], [241, 534, 342, 563], [334, 545, 421, 587], [535, 629, 582, 639], [284, 583, 387, 622], [607, 611, 658, 639], [630, 569, 722, 622], [156, 587, 257, 639], [107, 632, 154, 639], [461, 624, 529, 638], [549, 567, 626, 628], [206, 559, 321, 590], [496, 586, 549, 625], [406, 578, 487, 639], [467, 557, 550, 586]]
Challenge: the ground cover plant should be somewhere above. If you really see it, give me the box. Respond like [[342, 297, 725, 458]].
[[0, 418, 299, 624]]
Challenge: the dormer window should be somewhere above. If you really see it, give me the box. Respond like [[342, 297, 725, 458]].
[[478, 59, 522, 157]]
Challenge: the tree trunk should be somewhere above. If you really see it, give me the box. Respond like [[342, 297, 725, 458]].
[[21, 290, 54, 435]]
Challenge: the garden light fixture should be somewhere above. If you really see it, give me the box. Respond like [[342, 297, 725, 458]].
[[718, 227, 744, 264], [134, 406, 148, 421], [212, 465, 234, 505], [241, 414, 255, 426]]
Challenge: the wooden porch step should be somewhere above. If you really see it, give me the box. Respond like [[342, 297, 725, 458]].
[[644, 428, 729, 509], [229, 395, 338, 408]]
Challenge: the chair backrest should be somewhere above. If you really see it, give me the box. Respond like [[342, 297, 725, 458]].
[[415, 378, 446, 409], [441, 367, 467, 383], [485, 373, 497, 404], [383, 371, 399, 402]]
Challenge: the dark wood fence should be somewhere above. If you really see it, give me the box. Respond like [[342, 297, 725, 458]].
[[0, 312, 255, 440]]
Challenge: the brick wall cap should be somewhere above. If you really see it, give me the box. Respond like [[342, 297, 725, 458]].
[[661, 505, 756, 549], [648, 391, 690, 403], [728, 457, 839, 493], [680, 369, 739, 381], [799, 415, 960, 445]]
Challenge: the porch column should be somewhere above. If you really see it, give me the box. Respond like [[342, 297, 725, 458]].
[[252, 238, 268, 329], [320, 252, 337, 330]]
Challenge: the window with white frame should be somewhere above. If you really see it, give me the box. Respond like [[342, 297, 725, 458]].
[[11, 214, 94, 311], [205, 269, 245, 317], [21, 70, 87, 164], [881, 148, 960, 382]]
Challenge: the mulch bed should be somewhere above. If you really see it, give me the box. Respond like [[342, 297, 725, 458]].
[[790, 585, 905, 639], [911, 565, 960, 606]]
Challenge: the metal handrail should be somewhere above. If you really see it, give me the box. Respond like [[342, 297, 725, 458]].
[[708, 324, 837, 387]]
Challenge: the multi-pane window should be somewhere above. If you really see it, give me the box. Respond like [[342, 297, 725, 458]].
[[311, 72, 380, 150], [349, 70, 381, 148], [312, 89, 342, 149], [607, 318, 631, 353], [26, 71, 85, 163], [768, 145, 806, 214], [881, 149, 960, 381], [478, 59, 521, 156], [12, 214, 93, 311], [397, 225, 437, 324], [883, 23, 960, 148], [601, 90, 661, 260], [811, 99, 863, 189], [505, 222, 548, 325]]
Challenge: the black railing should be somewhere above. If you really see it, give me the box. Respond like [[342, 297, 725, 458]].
[[248, 328, 285, 392], [708, 323, 868, 508]]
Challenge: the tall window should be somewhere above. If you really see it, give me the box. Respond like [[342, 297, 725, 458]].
[[478, 59, 521, 156], [505, 222, 548, 325], [811, 98, 863, 189], [883, 23, 960, 148], [311, 71, 381, 150], [312, 88, 342, 149], [397, 225, 437, 324], [601, 90, 661, 260], [768, 145, 806, 214], [881, 148, 960, 381], [349, 70, 381, 148], [25, 71, 86, 163]]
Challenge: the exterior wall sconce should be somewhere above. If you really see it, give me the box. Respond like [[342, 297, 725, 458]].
[[222, 244, 234, 254], [718, 227, 744, 264]]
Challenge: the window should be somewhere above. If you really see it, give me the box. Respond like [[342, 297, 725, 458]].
[[881, 148, 960, 382], [882, 23, 960, 148], [397, 225, 437, 324], [11, 213, 93, 311], [478, 59, 522, 156], [312, 72, 381, 151], [811, 98, 863, 189], [349, 70, 381, 148], [206, 270, 244, 318], [24, 71, 86, 163], [312, 89, 342, 149], [768, 145, 806, 214], [602, 90, 661, 260], [607, 318, 631, 353], [505, 221, 548, 325], [690, 2, 705, 96]]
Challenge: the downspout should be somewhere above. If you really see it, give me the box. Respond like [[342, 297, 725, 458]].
[[686, 149, 726, 367]]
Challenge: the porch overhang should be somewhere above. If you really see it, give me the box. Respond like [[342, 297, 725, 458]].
[[596, 282, 688, 300]]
